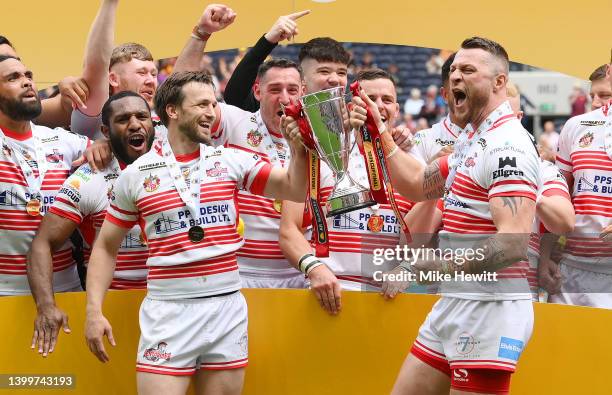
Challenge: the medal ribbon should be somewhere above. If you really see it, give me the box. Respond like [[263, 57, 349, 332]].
[[603, 101, 612, 160], [349, 82, 411, 242], [284, 103, 329, 257], [0, 123, 49, 212], [161, 138, 208, 227], [254, 110, 290, 167]]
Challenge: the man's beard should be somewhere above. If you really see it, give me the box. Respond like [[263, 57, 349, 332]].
[[0, 93, 42, 121], [108, 130, 155, 165], [178, 116, 212, 146]]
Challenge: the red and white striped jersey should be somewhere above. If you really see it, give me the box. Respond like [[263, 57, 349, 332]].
[[0, 124, 89, 295], [526, 160, 570, 292], [316, 139, 415, 289], [105, 144, 272, 299], [49, 160, 148, 289], [213, 106, 298, 276], [409, 115, 470, 165], [440, 102, 540, 301], [556, 103, 612, 273]]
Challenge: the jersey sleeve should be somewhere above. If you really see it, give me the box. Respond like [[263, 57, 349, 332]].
[[105, 170, 139, 229], [555, 116, 576, 173], [408, 129, 429, 165], [231, 149, 273, 196], [477, 133, 539, 201], [55, 126, 91, 164], [49, 171, 87, 224], [70, 109, 103, 139], [539, 161, 570, 199]]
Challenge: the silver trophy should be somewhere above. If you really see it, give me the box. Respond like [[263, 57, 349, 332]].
[[300, 86, 376, 217]]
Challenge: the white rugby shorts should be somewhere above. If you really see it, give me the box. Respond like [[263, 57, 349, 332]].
[[136, 291, 248, 375], [412, 297, 533, 373]]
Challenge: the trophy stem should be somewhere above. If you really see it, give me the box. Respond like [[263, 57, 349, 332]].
[[326, 172, 376, 217]]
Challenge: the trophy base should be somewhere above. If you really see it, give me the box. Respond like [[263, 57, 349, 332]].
[[326, 190, 377, 217]]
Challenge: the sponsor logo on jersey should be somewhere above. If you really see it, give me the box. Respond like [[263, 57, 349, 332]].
[[498, 156, 517, 169], [143, 174, 160, 192], [456, 332, 479, 355], [579, 120, 605, 127], [444, 196, 470, 209], [206, 162, 229, 177], [435, 138, 455, 147], [138, 162, 166, 172], [41, 136, 59, 143], [577, 175, 612, 194], [104, 173, 119, 182], [68, 179, 81, 190], [498, 337, 524, 361], [489, 146, 526, 156], [143, 342, 171, 362], [0, 188, 26, 207], [45, 149, 64, 163], [477, 138, 487, 149], [247, 130, 263, 147], [465, 155, 476, 167], [578, 131, 594, 148]]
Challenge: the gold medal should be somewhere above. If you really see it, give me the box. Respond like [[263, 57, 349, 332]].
[[188, 226, 205, 242], [26, 198, 42, 216], [273, 199, 282, 213], [367, 215, 384, 233]]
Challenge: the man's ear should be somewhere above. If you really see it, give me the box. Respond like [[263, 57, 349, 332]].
[[101, 124, 110, 139], [166, 104, 178, 121], [493, 73, 508, 94], [253, 82, 262, 102], [109, 71, 120, 88]]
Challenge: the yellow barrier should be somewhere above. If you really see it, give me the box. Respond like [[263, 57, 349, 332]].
[[2, 1, 610, 87], [1, 290, 611, 394]]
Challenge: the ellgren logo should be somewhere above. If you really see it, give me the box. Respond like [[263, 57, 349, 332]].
[[498, 337, 524, 361]]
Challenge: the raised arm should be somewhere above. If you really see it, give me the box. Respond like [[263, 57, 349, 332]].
[[79, 0, 119, 117], [224, 10, 309, 111], [27, 213, 79, 357], [173, 4, 236, 73]]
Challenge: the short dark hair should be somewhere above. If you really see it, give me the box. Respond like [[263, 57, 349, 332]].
[[0, 55, 19, 64], [110, 43, 154, 69], [0, 36, 14, 49], [257, 58, 303, 80], [154, 71, 214, 126], [460, 36, 509, 74], [589, 64, 608, 82], [298, 37, 351, 66], [441, 52, 456, 86], [356, 68, 395, 87], [101, 91, 150, 127]]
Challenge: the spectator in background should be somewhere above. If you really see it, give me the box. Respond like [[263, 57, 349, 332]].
[[537, 120, 559, 162], [570, 83, 588, 116], [403, 88, 424, 116], [199, 54, 222, 99], [397, 112, 417, 133], [156, 57, 176, 85], [387, 63, 402, 95], [418, 84, 441, 124], [588, 64, 612, 110], [415, 117, 429, 132], [357, 51, 377, 72], [425, 50, 443, 75]]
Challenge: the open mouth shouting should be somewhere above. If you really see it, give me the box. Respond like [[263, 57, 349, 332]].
[[127, 133, 147, 151], [452, 88, 468, 109]]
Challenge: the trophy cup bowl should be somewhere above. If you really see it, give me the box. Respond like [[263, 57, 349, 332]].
[[300, 86, 376, 217]]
